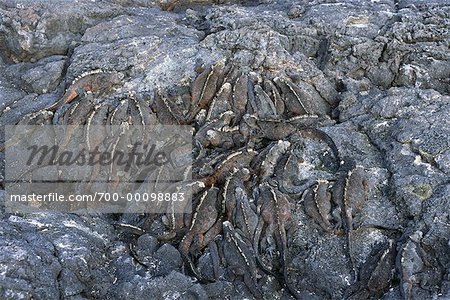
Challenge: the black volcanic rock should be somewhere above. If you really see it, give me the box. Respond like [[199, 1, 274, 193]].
[[0, 0, 449, 299]]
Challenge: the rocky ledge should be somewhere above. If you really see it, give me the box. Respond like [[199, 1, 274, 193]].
[[0, 0, 449, 299]]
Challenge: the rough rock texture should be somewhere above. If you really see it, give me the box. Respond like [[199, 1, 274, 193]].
[[0, 0, 449, 299]]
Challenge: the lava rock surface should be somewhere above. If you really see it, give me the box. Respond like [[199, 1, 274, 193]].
[[0, 0, 449, 299]]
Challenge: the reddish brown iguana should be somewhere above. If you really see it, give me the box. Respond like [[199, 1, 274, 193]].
[[47, 70, 124, 111]]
